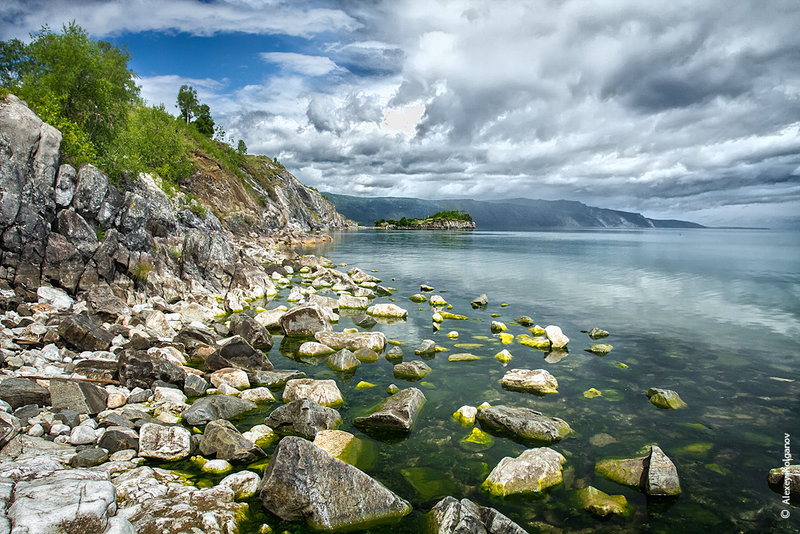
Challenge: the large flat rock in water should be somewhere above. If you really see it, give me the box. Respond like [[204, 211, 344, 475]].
[[259, 436, 410, 530], [477, 405, 572, 443], [315, 331, 387, 352], [354, 387, 425, 433]]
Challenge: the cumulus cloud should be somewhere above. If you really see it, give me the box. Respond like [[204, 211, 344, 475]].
[[0, 0, 359, 39], [4, 0, 800, 226]]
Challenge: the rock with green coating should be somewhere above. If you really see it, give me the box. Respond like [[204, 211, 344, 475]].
[[528, 325, 547, 335], [768, 465, 800, 497], [410, 294, 427, 303], [578, 486, 629, 517], [354, 387, 426, 433], [259, 436, 410, 530], [199, 419, 266, 463], [429, 295, 447, 306], [283, 378, 343, 408], [393, 360, 431, 380], [495, 349, 513, 364], [448, 353, 480, 362], [265, 398, 341, 439], [596, 445, 681, 496], [356, 381, 376, 390], [440, 312, 467, 320], [587, 327, 610, 339], [477, 405, 572, 443], [646, 388, 687, 409], [429, 497, 527, 534], [500, 368, 559, 394], [453, 405, 477, 426], [354, 348, 379, 362], [470, 294, 488, 308], [366, 303, 408, 318], [482, 447, 565, 496], [490, 321, 507, 333], [384, 345, 403, 363], [459, 428, 494, 451], [220, 470, 261, 500], [586, 344, 613, 355], [516, 334, 551, 350], [386, 384, 400, 395], [326, 349, 361, 372], [400, 467, 459, 501], [515, 316, 534, 326], [201, 458, 233, 474], [414, 339, 437, 355]]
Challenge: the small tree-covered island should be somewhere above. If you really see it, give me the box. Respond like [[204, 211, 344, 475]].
[[0, 12, 797, 534], [375, 211, 475, 230]]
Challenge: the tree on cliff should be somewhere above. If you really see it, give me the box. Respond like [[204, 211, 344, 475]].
[[176, 85, 215, 138], [0, 22, 140, 165]]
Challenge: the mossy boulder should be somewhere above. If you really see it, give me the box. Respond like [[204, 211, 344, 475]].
[[646, 388, 687, 409], [477, 405, 572, 444], [326, 349, 361, 372], [482, 447, 565, 496], [353, 387, 426, 433], [586, 343, 613, 355], [595, 445, 681, 496], [515, 316, 534, 326], [490, 321, 507, 333], [578, 486, 630, 517], [452, 405, 477, 426], [516, 334, 551, 350], [495, 349, 513, 364], [393, 360, 432, 380], [410, 294, 427, 303]]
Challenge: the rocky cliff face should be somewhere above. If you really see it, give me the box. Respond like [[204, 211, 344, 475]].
[[0, 94, 346, 300]]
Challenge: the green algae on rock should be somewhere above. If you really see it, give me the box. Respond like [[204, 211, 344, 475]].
[[482, 447, 565, 496], [595, 445, 681, 496], [516, 334, 551, 351], [399, 467, 460, 502], [578, 486, 630, 517], [646, 388, 688, 409], [459, 427, 495, 451], [586, 343, 613, 355], [477, 405, 572, 444], [448, 353, 480, 362]]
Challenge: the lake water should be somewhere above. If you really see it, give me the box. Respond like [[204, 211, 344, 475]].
[[237, 228, 800, 533]]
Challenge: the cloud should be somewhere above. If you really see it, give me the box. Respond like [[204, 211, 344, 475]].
[[261, 52, 341, 77], [0, 0, 360, 40]]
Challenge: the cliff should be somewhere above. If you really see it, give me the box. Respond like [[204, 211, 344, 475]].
[[0, 94, 347, 300]]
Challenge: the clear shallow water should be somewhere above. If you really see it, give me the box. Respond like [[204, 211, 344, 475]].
[[235, 229, 799, 532]]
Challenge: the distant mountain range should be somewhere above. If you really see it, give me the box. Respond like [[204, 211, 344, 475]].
[[323, 193, 704, 230]]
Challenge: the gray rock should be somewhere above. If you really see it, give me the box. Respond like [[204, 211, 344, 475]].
[[68, 424, 98, 445], [183, 373, 209, 397], [54, 163, 77, 207], [173, 325, 217, 355], [646, 388, 687, 409], [645, 445, 681, 496], [327, 349, 361, 372], [198, 419, 266, 463], [182, 395, 257, 426], [354, 387, 425, 433], [429, 496, 529, 534], [0, 378, 50, 409], [477, 405, 572, 444], [282, 378, 343, 407], [470, 294, 488, 308], [36, 285, 74, 312], [85, 283, 130, 322], [71, 164, 109, 219], [499, 368, 559, 395], [7, 468, 116, 534], [414, 339, 437, 355], [58, 313, 115, 351], [56, 207, 98, 255], [98, 426, 139, 454], [206, 335, 274, 372], [482, 448, 566, 496], [353, 313, 377, 328], [69, 447, 108, 468], [515, 316, 534, 326], [49, 378, 108, 415], [385, 345, 403, 363], [265, 398, 341, 439], [219, 470, 261, 500], [229, 313, 273, 350], [259, 436, 410, 530], [249, 369, 306, 388], [138, 422, 192, 461], [280, 304, 332, 336], [0, 412, 21, 449], [587, 327, 610, 339], [314, 330, 387, 351], [393, 360, 431, 380], [118, 349, 187, 390]]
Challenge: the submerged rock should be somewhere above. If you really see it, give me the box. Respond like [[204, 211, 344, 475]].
[[646, 388, 687, 409], [282, 378, 344, 407], [500, 368, 559, 394], [354, 387, 426, 433], [586, 343, 613, 355], [259, 436, 410, 530], [578, 486, 630, 517], [448, 353, 480, 362], [265, 398, 341, 439], [768, 465, 800, 498], [470, 294, 488, 308], [587, 327, 610, 339], [482, 447, 566, 496], [429, 496, 528, 534], [515, 316, 534, 326], [393, 360, 431, 380], [477, 405, 572, 443]]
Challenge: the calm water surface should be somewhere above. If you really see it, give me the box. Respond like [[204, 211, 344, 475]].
[[234, 229, 799, 533]]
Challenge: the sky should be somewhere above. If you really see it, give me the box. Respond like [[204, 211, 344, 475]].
[[3, 0, 800, 228]]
